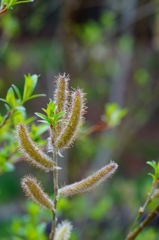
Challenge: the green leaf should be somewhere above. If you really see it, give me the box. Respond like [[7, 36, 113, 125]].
[[0, 98, 7, 103], [13, 0, 34, 5], [37, 120, 49, 124], [6, 87, 17, 108], [15, 106, 26, 112], [148, 173, 156, 182], [147, 161, 157, 169], [5, 103, 11, 111], [11, 84, 22, 101], [35, 112, 49, 121], [103, 103, 127, 127], [147, 161, 159, 182], [26, 94, 46, 101], [41, 108, 48, 114], [23, 74, 39, 102], [1, 0, 34, 10], [55, 112, 65, 119]]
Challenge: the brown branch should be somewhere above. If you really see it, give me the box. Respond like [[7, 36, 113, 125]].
[[126, 204, 159, 240], [0, 4, 7, 14], [79, 121, 109, 138]]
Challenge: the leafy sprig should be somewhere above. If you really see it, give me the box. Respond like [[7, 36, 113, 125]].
[[0, 74, 45, 108], [0, 0, 33, 14], [147, 160, 159, 183], [35, 99, 65, 127], [0, 74, 45, 128], [126, 161, 159, 239], [0, 74, 45, 175]]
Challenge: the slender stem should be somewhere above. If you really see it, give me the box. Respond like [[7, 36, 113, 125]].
[[50, 150, 58, 240], [126, 203, 159, 240], [142, 182, 157, 212], [131, 182, 158, 230], [0, 3, 7, 14], [79, 121, 109, 138], [0, 109, 15, 129]]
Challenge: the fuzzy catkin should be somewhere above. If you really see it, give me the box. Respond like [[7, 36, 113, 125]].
[[21, 176, 54, 211], [51, 74, 69, 143], [55, 89, 85, 150], [54, 220, 72, 240], [58, 162, 118, 197], [54, 74, 69, 114], [16, 124, 55, 172]]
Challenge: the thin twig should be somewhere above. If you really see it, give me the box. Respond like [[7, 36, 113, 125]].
[[79, 121, 109, 138], [126, 203, 159, 240], [131, 182, 158, 230], [50, 150, 58, 240], [0, 109, 15, 129], [0, 4, 7, 14]]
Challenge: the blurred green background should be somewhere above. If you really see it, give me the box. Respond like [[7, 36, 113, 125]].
[[1, 0, 159, 239]]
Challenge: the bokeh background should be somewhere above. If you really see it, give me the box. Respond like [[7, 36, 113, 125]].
[[1, 0, 159, 239]]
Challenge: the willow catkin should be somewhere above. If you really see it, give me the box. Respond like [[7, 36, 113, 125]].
[[50, 74, 69, 144], [58, 162, 118, 197], [53, 73, 69, 114], [16, 124, 55, 172], [55, 89, 86, 150], [21, 175, 54, 211], [54, 220, 72, 240]]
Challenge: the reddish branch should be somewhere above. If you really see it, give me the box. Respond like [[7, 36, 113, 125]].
[[0, 4, 7, 14]]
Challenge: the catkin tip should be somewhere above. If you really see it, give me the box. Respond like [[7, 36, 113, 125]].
[[54, 220, 73, 240], [52, 73, 70, 142]]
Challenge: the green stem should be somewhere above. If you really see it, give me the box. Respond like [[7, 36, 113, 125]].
[[126, 203, 159, 240], [50, 150, 58, 240], [0, 109, 15, 129], [131, 182, 158, 230]]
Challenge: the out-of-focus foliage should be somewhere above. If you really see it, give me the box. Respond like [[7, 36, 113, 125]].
[[9, 201, 48, 239], [136, 229, 158, 240], [1, 0, 159, 239], [102, 103, 128, 127], [0, 75, 46, 174]]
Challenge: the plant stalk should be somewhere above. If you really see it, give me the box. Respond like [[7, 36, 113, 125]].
[[131, 181, 158, 231], [50, 150, 58, 240], [126, 203, 159, 240], [79, 121, 109, 138]]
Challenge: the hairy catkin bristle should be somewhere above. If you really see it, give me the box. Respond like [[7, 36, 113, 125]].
[[54, 73, 69, 114], [51, 74, 69, 143], [16, 124, 55, 172], [58, 162, 118, 197], [54, 220, 72, 240], [21, 175, 54, 211], [55, 89, 86, 150]]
